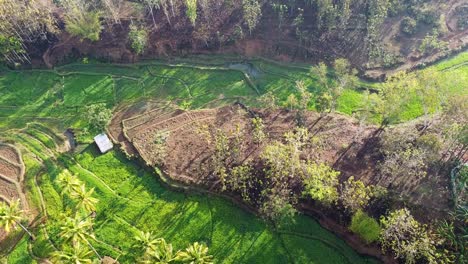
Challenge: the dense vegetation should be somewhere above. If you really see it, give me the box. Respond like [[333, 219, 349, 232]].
[[1, 0, 465, 70]]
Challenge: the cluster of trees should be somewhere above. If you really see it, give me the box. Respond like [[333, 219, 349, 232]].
[[203, 60, 465, 263], [1, 0, 452, 66], [0, 0, 56, 64], [134, 231, 213, 263], [281, 58, 357, 118], [84, 103, 113, 132], [0, 169, 213, 263]]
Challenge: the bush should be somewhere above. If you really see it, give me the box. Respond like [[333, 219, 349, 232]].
[[400, 17, 417, 35], [128, 24, 148, 55], [415, 6, 439, 26], [84, 103, 112, 132], [419, 30, 448, 55], [349, 210, 381, 244], [65, 9, 102, 41]]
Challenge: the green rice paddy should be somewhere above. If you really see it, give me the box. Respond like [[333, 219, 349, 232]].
[[1, 53, 467, 263]]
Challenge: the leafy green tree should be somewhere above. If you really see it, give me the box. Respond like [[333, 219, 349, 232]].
[[377, 128, 437, 190], [258, 92, 278, 110], [366, 0, 390, 61], [330, 58, 358, 111], [211, 129, 230, 187], [251, 117, 266, 144], [400, 17, 417, 35], [296, 80, 312, 111], [59, 214, 102, 260], [0, 35, 24, 64], [339, 176, 373, 212], [380, 208, 439, 264], [0, 199, 33, 238], [285, 94, 298, 110], [262, 141, 301, 182], [243, 0, 262, 34], [301, 162, 340, 205], [419, 30, 448, 55], [316, 0, 338, 30], [377, 71, 417, 124], [260, 186, 297, 224], [176, 242, 213, 264], [129, 24, 149, 55], [315, 92, 333, 115], [63, 0, 102, 42], [84, 103, 113, 132], [56, 170, 98, 213], [228, 165, 254, 202], [311, 62, 330, 92], [185, 0, 198, 25], [415, 68, 446, 128]]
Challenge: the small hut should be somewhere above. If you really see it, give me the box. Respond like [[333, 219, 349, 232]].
[[94, 133, 113, 153]]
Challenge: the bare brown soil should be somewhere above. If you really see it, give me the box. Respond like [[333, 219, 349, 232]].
[[0, 158, 22, 182], [0, 145, 22, 164], [0, 144, 29, 241], [111, 104, 451, 222], [108, 100, 177, 157]]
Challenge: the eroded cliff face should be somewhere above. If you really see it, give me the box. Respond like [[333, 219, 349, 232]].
[[33, 0, 467, 78]]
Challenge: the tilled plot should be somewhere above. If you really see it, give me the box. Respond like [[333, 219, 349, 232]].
[[0, 158, 22, 182], [130, 109, 218, 166], [124, 110, 182, 139], [0, 145, 21, 164], [121, 104, 378, 187], [110, 101, 176, 156], [0, 177, 20, 201]]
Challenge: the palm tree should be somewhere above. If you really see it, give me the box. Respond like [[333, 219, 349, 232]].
[[59, 214, 101, 260], [73, 184, 98, 213], [176, 242, 213, 264], [0, 199, 33, 238], [59, 215, 95, 244], [134, 230, 161, 254], [56, 169, 81, 196], [150, 238, 175, 264], [52, 243, 94, 264]]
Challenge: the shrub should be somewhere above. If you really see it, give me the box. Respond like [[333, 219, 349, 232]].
[[349, 210, 381, 244], [419, 31, 448, 55], [400, 17, 416, 35], [84, 103, 112, 132], [128, 24, 148, 55], [65, 9, 102, 41], [380, 208, 438, 263]]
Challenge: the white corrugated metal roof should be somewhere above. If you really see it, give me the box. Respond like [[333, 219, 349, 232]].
[[94, 133, 113, 153]]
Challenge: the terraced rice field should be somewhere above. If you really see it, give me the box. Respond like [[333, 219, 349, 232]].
[[0, 53, 466, 263]]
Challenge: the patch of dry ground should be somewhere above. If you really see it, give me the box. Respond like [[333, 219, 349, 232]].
[[0, 143, 29, 241], [110, 104, 451, 218]]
